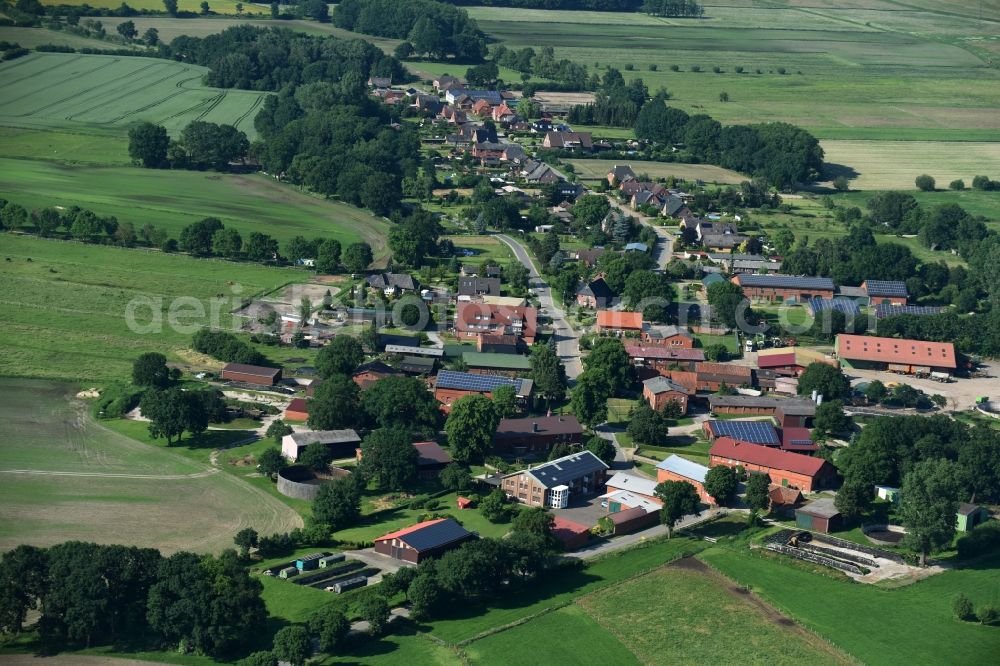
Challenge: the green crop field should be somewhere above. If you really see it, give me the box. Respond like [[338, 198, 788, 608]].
[[700, 547, 1000, 666], [0, 158, 392, 249], [466, 4, 1000, 143], [0, 378, 301, 553], [0, 52, 266, 138], [0, 234, 302, 382], [566, 158, 746, 184]]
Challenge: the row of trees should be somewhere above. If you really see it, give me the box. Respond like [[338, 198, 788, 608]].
[[0, 199, 166, 247], [334, 0, 486, 61], [631, 95, 824, 187], [0, 543, 265, 656], [640, 0, 703, 17], [491, 45, 588, 89], [865, 192, 990, 253], [439, 0, 640, 9], [128, 120, 248, 170]]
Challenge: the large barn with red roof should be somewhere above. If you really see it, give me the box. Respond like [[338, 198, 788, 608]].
[[373, 518, 474, 563], [709, 437, 836, 492], [835, 334, 956, 374]]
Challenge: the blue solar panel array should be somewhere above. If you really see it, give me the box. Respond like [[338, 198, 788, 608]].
[[874, 304, 944, 319], [739, 274, 834, 290], [708, 420, 780, 446], [864, 280, 908, 297], [808, 298, 861, 316], [436, 370, 523, 392]]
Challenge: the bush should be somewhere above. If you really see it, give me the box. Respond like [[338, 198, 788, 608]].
[[949, 179, 965, 191], [979, 605, 999, 625], [915, 174, 936, 191], [953, 593, 975, 621], [648, 63, 658, 71], [776, 67, 787, 74], [734, 66, 744, 73], [624, 63, 634, 71], [690, 65, 701, 72], [669, 64, 680, 71], [712, 66, 722, 73], [956, 521, 1000, 559]]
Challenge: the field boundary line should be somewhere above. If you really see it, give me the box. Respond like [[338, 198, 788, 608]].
[[0, 468, 219, 479]]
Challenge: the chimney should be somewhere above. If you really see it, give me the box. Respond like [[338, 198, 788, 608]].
[[532, 422, 539, 432]]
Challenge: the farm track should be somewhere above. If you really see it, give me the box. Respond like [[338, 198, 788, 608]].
[[0, 468, 219, 479], [110, 73, 206, 123], [193, 91, 227, 122], [232, 93, 266, 130]]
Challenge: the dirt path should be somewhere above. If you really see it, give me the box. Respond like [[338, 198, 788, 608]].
[[0, 657, 173, 666], [671, 557, 856, 664]]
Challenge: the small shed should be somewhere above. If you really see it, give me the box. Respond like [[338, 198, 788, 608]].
[[957, 503, 990, 532], [278, 566, 298, 579], [875, 485, 900, 504], [609, 507, 659, 536], [319, 554, 346, 568], [295, 553, 325, 571], [795, 497, 842, 533], [285, 398, 309, 422], [551, 516, 591, 551], [457, 496, 474, 510]]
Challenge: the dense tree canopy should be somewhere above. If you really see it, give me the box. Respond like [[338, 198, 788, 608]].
[[334, 0, 486, 61]]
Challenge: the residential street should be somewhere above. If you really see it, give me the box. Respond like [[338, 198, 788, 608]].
[[606, 196, 674, 270], [496, 233, 583, 379]]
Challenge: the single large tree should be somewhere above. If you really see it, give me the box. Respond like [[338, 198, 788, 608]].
[[530, 341, 568, 405], [132, 352, 170, 388], [582, 337, 634, 395], [745, 472, 771, 512], [361, 375, 440, 432], [298, 441, 334, 473], [272, 626, 310, 666], [316, 335, 364, 378], [127, 122, 169, 168], [309, 606, 349, 653], [342, 242, 373, 273], [654, 480, 701, 537], [703, 465, 738, 506], [797, 362, 851, 401], [570, 371, 611, 427], [360, 427, 418, 491], [311, 477, 361, 532], [308, 374, 360, 430], [0, 545, 47, 635], [813, 399, 852, 439], [445, 395, 500, 463], [257, 447, 286, 480], [900, 459, 962, 566], [706, 280, 752, 330]]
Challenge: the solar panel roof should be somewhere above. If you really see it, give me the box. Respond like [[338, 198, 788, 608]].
[[708, 420, 780, 446], [401, 519, 472, 551], [738, 274, 834, 290], [864, 280, 908, 297], [874, 304, 944, 319], [808, 298, 861, 316], [435, 370, 523, 392]]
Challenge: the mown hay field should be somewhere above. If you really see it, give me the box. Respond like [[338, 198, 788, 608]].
[[820, 140, 1000, 190], [565, 158, 746, 184], [0, 378, 302, 553], [0, 234, 301, 382], [0, 158, 392, 249], [0, 52, 266, 138]]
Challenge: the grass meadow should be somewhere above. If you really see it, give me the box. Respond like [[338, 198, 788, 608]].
[[0, 378, 301, 553], [0, 159, 391, 248], [466, 4, 1000, 142], [0, 53, 266, 138], [576, 562, 851, 664], [0, 234, 302, 382], [700, 546, 1000, 666]]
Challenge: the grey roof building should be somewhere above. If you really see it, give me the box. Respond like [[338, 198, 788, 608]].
[[521, 450, 608, 489]]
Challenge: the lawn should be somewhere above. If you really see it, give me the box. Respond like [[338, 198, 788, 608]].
[[694, 331, 740, 354], [462, 604, 640, 665], [0, 53, 266, 138], [640, 438, 712, 464], [0, 126, 130, 165], [577, 561, 850, 665], [0, 159, 391, 249], [334, 492, 515, 545], [0, 378, 301, 554], [566, 158, 746, 185], [443, 234, 517, 268], [699, 546, 1000, 666]]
